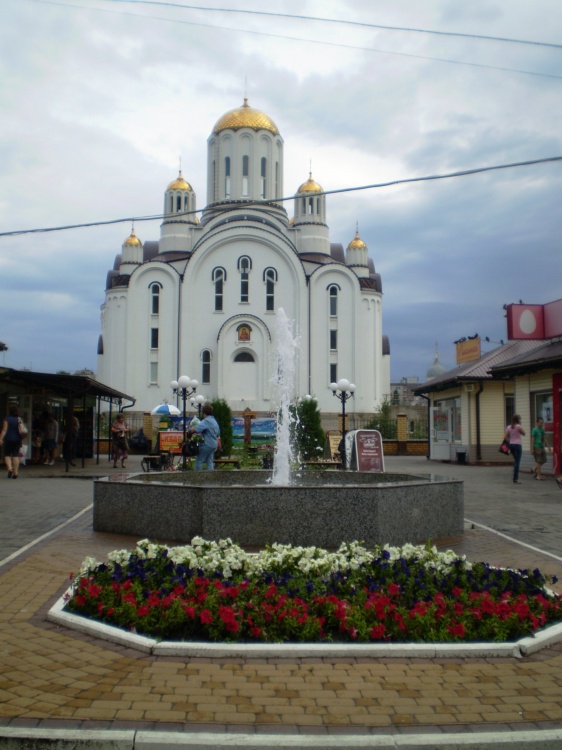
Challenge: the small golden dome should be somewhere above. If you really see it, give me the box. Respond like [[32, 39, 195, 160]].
[[297, 173, 323, 194], [167, 170, 192, 192], [347, 230, 366, 250], [124, 228, 142, 246], [212, 98, 279, 135]]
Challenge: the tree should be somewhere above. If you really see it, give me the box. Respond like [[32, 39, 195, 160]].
[[0, 342, 8, 352], [210, 398, 233, 457], [364, 399, 397, 439], [291, 398, 326, 461]]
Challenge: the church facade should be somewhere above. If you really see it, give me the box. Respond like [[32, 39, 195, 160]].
[[97, 99, 390, 417]]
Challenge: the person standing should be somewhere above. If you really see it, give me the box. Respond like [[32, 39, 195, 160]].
[[42, 413, 59, 466], [530, 417, 549, 480], [505, 414, 526, 484], [191, 404, 220, 471], [111, 414, 130, 469], [0, 405, 25, 478]]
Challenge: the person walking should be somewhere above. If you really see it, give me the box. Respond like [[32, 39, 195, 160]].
[[530, 417, 550, 480], [191, 403, 220, 471], [0, 405, 26, 478], [504, 414, 526, 484]]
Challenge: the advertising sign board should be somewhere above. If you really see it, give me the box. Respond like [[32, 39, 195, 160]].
[[353, 430, 384, 472]]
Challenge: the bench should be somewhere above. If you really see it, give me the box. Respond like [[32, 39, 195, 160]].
[[214, 458, 241, 469]]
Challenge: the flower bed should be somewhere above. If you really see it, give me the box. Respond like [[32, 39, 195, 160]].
[[64, 538, 561, 644]]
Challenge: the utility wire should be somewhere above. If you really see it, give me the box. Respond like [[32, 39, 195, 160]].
[[109, 0, 562, 51], [1, 155, 560, 239], [27, 0, 562, 80]]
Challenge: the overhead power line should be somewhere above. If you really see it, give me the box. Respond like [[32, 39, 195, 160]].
[[28, 0, 562, 80], [1, 155, 560, 239], [109, 0, 562, 51]]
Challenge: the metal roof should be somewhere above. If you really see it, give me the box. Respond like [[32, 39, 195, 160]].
[[489, 339, 562, 377], [0, 368, 135, 406], [414, 339, 546, 394]]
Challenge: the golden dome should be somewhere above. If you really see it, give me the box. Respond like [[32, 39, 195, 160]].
[[348, 230, 366, 250], [167, 171, 192, 192], [212, 98, 279, 135], [297, 173, 323, 194], [124, 228, 142, 246]]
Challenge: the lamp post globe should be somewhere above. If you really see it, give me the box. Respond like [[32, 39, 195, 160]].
[[171, 375, 198, 469], [330, 379, 355, 469]]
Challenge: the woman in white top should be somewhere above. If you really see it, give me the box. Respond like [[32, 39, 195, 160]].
[[504, 414, 525, 484]]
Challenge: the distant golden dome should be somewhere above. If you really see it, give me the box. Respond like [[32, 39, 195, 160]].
[[212, 98, 279, 135], [124, 228, 142, 246], [347, 230, 366, 250], [167, 171, 192, 191], [297, 173, 323, 194]]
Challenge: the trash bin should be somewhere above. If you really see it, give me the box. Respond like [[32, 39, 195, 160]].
[[456, 449, 467, 465]]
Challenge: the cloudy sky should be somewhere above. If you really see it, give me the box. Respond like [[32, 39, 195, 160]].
[[1, 0, 561, 386]]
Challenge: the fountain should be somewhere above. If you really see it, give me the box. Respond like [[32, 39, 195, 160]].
[[93, 309, 464, 548], [271, 307, 299, 486]]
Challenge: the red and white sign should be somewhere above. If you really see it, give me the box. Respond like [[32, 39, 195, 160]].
[[506, 299, 562, 340]]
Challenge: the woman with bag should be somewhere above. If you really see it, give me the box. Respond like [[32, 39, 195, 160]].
[[505, 414, 526, 485], [111, 413, 130, 469], [0, 404, 26, 478], [191, 403, 220, 471]]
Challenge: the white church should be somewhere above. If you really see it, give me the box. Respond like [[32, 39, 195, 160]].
[[97, 99, 390, 417]]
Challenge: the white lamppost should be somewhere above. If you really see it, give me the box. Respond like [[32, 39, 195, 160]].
[[171, 375, 198, 468], [330, 379, 356, 468]]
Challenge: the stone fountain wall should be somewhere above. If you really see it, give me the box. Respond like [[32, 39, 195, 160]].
[[93, 471, 464, 548]]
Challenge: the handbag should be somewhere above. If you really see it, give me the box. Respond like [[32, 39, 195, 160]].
[[498, 439, 510, 455], [18, 419, 28, 440]]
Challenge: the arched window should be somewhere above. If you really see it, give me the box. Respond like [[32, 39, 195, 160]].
[[264, 267, 277, 311], [150, 283, 161, 315], [212, 267, 226, 311], [176, 195, 181, 212], [201, 350, 211, 384], [329, 285, 338, 316], [260, 157, 267, 199], [234, 351, 255, 362], [225, 156, 231, 199], [169, 195, 174, 213], [275, 161, 279, 199], [238, 256, 252, 303], [242, 155, 249, 197]]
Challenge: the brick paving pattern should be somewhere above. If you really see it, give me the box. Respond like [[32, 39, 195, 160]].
[[0, 455, 561, 737]]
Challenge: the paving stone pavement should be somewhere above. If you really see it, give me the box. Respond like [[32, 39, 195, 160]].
[[0, 455, 561, 747]]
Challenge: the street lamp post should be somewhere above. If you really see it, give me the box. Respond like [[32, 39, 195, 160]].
[[330, 378, 356, 469], [190, 393, 206, 418], [171, 375, 199, 469]]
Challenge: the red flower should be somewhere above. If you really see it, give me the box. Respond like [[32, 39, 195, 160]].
[[137, 605, 150, 617], [370, 624, 386, 640], [74, 595, 87, 607], [388, 583, 400, 597], [200, 609, 213, 624], [447, 621, 466, 638]]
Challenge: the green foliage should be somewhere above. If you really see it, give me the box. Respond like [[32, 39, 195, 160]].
[[210, 398, 233, 456], [290, 398, 326, 460], [364, 399, 397, 439]]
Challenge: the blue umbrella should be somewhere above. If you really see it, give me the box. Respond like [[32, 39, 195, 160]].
[[150, 403, 181, 416]]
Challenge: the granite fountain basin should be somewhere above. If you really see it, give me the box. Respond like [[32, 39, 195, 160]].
[[93, 470, 463, 548]]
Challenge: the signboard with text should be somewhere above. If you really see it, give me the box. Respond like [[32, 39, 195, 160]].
[[456, 337, 481, 364], [158, 431, 183, 454], [353, 430, 384, 473]]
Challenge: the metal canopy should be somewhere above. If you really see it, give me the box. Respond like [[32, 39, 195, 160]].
[[0, 367, 135, 406]]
